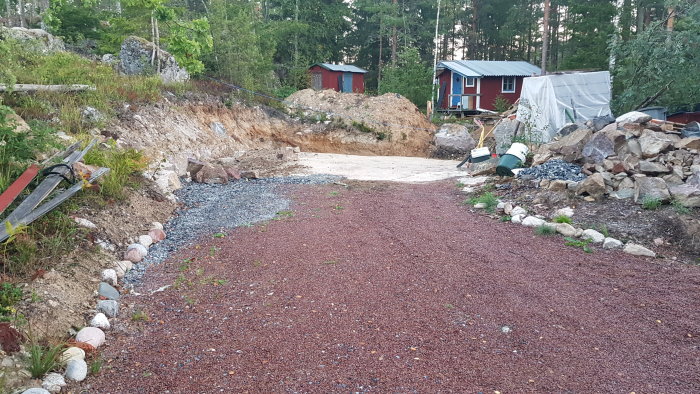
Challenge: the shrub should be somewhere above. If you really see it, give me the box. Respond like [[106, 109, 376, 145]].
[[535, 225, 556, 236], [0, 283, 23, 322], [492, 95, 512, 113], [28, 343, 64, 379], [641, 196, 662, 210], [83, 142, 148, 200], [553, 215, 573, 224], [467, 192, 499, 213], [672, 200, 691, 215]]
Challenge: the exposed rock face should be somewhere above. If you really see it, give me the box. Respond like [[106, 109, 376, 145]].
[[118, 36, 189, 84], [634, 176, 670, 203], [434, 123, 476, 156], [0, 27, 65, 53], [582, 132, 615, 163]]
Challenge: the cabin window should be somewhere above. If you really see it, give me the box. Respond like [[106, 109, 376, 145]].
[[464, 77, 475, 87], [502, 77, 516, 93]]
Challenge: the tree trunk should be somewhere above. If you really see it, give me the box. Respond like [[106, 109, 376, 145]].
[[378, 18, 383, 87], [391, 0, 397, 65], [541, 0, 550, 74], [5, 0, 12, 27], [18, 0, 25, 28]]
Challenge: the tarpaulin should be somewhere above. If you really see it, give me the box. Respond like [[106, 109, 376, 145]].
[[516, 71, 612, 143]]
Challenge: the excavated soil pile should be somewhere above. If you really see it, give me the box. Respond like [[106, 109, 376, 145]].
[[287, 89, 435, 157]]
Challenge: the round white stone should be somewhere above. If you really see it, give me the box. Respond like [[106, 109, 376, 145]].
[[42, 372, 66, 393], [90, 312, 111, 330], [75, 326, 105, 348], [64, 359, 88, 382], [22, 389, 51, 394], [101, 269, 118, 286], [138, 234, 153, 248], [127, 243, 148, 257], [150, 221, 164, 230], [60, 347, 85, 364]]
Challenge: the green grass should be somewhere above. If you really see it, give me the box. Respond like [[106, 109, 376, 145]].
[[90, 357, 104, 375], [564, 237, 593, 253], [672, 200, 691, 215], [641, 196, 662, 210], [213, 232, 227, 238], [0, 283, 23, 322], [131, 309, 149, 322], [553, 215, 572, 224], [467, 192, 499, 213], [535, 225, 556, 236], [28, 343, 63, 379], [500, 215, 511, 222], [82, 141, 148, 200]]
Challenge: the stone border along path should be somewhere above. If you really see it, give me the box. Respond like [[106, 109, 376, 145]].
[[20, 175, 340, 394], [463, 176, 658, 257], [77, 179, 699, 392]]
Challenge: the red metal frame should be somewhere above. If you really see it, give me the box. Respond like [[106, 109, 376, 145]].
[[0, 164, 39, 215]]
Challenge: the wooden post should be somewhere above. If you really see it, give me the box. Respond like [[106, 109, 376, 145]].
[[0, 84, 96, 92]]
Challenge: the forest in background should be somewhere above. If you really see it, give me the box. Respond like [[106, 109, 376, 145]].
[[0, 0, 698, 114]]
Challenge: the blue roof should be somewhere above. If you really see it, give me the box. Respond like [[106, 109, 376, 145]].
[[438, 60, 541, 77], [312, 63, 368, 74]]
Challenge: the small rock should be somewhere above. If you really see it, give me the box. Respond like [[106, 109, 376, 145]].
[[603, 237, 623, 249], [64, 359, 88, 382], [511, 214, 525, 224], [97, 300, 119, 318], [101, 269, 118, 286], [124, 248, 143, 263], [623, 243, 656, 257], [576, 173, 606, 199], [521, 216, 546, 227], [73, 217, 97, 229], [555, 223, 577, 237], [511, 206, 528, 217], [555, 207, 574, 217], [127, 243, 148, 257], [149, 228, 167, 243], [496, 202, 506, 210], [61, 347, 85, 364], [150, 221, 164, 230], [616, 111, 652, 124], [549, 180, 568, 191], [582, 229, 605, 243], [138, 234, 153, 248], [98, 282, 120, 301], [114, 260, 133, 279], [474, 202, 487, 209], [42, 372, 66, 393], [240, 170, 259, 179], [503, 202, 513, 215], [75, 327, 105, 348], [90, 313, 111, 330], [22, 389, 51, 394]]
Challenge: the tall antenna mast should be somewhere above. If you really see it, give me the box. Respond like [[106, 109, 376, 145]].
[[430, 0, 442, 116]]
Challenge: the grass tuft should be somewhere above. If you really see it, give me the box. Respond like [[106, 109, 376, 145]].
[[553, 215, 572, 224], [467, 192, 499, 213], [28, 343, 63, 379], [535, 225, 556, 236], [641, 196, 662, 210]]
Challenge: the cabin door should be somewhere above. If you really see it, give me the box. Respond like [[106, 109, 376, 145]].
[[343, 73, 354, 93], [312, 73, 323, 90], [451, 73, 463, 107]]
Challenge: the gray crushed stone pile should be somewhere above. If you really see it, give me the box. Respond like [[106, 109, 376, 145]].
[[125, 175, 341, 285], [518, 159, 586, 182]]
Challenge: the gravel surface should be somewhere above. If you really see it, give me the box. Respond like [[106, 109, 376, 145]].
[[125, 175, 340, 285], [84, 181, 700, 393], [518, 159, 586, 181]]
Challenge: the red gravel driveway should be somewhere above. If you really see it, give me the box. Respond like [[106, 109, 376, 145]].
[[82, 181, 700, 393]]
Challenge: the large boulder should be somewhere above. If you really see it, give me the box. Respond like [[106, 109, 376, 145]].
[[634, 176, 670, 203], [434, 123, 476, 156], [669, 183, 700, 207], [493, 117, 519, 155], [537, 128, 592, 163], [119, 36, 189, 84], [638, 130, 674, 158], [576, 173, 606, 199], [616, 111, 652, 125], [0, 27, 65, 53], [582, 132, 615, 164]]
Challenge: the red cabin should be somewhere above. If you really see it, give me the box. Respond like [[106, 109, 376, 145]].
[[308, 63, 368, 94], [436, 60, 541, 113]]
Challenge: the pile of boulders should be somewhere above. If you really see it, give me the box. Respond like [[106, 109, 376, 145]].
[[532, 112, 700, 206]]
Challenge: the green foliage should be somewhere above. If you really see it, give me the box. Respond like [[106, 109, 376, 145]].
[[641, 196, 662, 210], [50, 3, 104, 43], [274, 86, 298, 99], [535, 225, 556, 236], [553, 215, 573, 224], [500, 215, 511, 222], [165, 17, 213, 75], [492, 95, 511, 113], [467, 192, 499, 213], [565, 237, 593, 253], [83, 142, 148, 199], [378, 47, 432, 108], [0, 283, 23, 322], [611, 1, 700, 113], [90, 357, 104, 375], [672, 200, 691, 215], [559, 0, 617, 71], [28, 343, 64, 379], [0, 107, 61, 191]]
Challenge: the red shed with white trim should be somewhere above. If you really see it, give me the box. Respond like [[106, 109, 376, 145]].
[[436, 60, 541, 112], [309, 63, 368, 94]]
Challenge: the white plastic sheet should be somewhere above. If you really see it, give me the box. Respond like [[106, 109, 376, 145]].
[[516, 71, 612, 143]]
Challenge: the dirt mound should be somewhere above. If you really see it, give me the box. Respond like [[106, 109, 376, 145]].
[[287, 89, 435, 157]]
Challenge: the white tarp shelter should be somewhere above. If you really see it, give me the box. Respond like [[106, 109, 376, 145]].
[[515, 71, 612, 142]]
